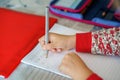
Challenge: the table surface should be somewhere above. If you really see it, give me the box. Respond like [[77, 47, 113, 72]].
[[4, 0, 94, 80]]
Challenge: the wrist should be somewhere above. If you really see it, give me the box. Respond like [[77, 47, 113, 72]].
[[67, 35, 76, 49], [80, 67, 93, 80], [83, 68, 93, 80], [73, 67, 93, 80]]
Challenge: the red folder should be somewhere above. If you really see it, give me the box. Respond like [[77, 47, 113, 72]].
[[0, 8, 57, 78]]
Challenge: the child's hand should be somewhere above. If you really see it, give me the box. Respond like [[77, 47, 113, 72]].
[[39, 32, 76, 53], [59, 53, 93, 80]]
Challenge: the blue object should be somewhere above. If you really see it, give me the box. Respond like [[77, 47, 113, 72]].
[[50, 7, 83, 19], [92, 18, 120, 27]]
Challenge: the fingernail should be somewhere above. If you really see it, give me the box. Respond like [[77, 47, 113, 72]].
[[58, 49, 62, 52], [52, 49, 56, 52]]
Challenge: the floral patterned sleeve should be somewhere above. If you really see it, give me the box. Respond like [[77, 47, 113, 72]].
[[91, 28, 120, 56], [76, 27, 120, 56]]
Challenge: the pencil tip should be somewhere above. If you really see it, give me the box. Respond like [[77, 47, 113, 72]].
[[46, 54, 48, 58]]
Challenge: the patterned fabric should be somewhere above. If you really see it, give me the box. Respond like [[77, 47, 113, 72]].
[[91, 28, 120, 56]]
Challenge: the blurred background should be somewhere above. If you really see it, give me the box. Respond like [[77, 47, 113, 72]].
[[0, 0, 50, 15]]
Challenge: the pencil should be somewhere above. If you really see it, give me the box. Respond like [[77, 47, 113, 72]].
[[45, 6, 49, 58]]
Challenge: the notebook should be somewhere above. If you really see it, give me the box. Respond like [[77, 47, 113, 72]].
[[21, 24, 81, 78], [22, 24, 120, 80]]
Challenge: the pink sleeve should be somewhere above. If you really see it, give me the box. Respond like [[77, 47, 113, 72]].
[[87, 73, 102, 80]]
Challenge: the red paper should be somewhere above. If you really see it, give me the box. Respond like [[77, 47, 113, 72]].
[[0, 8, 57, 78]]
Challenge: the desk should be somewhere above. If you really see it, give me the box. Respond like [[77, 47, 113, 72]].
[[6, 0, 94, 80]]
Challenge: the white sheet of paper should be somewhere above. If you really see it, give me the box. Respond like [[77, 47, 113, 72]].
[[22, 24, 120, 80], [21, 23, 81, 78]]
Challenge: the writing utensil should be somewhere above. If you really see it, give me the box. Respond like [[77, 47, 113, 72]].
[[45, 6, 49, 58]]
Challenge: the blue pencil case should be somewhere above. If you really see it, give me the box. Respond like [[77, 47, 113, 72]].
[[49, 6, 83, 20], [50, 0, 120, 28]]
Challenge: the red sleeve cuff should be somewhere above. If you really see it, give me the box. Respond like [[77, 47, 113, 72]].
[[87, 73, 102, 80], [76, 32, 91, 53]]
